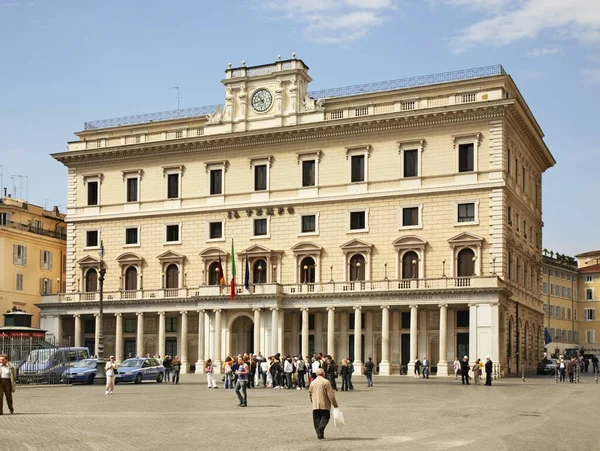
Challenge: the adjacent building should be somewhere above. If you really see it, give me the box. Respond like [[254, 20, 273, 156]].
[[40, 58, 555, 375], [0, 196, 66, 328], [575, 250, 600, 353]]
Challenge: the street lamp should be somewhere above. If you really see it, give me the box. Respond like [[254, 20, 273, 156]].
[[95, 241, 107, 386], [411, 259, 417, 279], [257, 264, 263, 284], [303, 265, 308, 283]]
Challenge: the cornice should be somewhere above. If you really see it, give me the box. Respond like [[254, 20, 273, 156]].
[[54, 102, 512, 167]]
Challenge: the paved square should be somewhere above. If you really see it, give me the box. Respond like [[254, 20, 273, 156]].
[[2, 374, 599, 451]]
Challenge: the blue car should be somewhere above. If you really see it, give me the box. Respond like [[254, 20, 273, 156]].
[[116, 358, 165, 384], [61, 358, 98, 384]]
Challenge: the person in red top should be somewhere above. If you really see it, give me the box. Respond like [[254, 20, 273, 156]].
[[235, 357, 249, 407]]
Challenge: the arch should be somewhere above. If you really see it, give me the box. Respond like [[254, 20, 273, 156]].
[[226, 311, 255, 330], [253, 259, 267, 284], [85, 268, 98, 292], [208, 261, 221, 285], [457, 248, 475, 277], [402, 251, 419, 279], [124, 266, 138, 291], [349, 254, 366, 281], [393, 236, 427, 279], [165, 264, 179, 289], [300, 256, 316, 283], [292, 242, 322, 283]]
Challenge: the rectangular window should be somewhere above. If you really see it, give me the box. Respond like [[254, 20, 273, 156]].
[[13, 244, 27, 266], [86, 230, 99, 248], [522, 167, 526, 191], [40, 250, 53, 270], [126, 177, 138, 202], [401, 312, 411, 329], [40, 278, 52, 295], [253, 218, 267, 236], [351, 155, 365, 182], [402, 207, 419, 227], [586, 288, 593, 301], [166, 225, 180, 243], [125, 227, 139, 245], [167, 174, 179, 199], [543, 282, 548, 294], [550, 305, 555, 317], [403, 150, 418, 177], [166, 317, 177, 332], [456, 310, 470, 328], [0, 212, 10, 226], [301, 215, 316, 233], [84, 319, 95, 334], [16, 274, 23, 291], [574, 310, 577, 321], [587, 330, 595, 344], [458, 143, 474, 172], [584, 309, 595, 321], [550, 284, 554, 295], [209, 222, 223, 240], [124, 319, 136, 333], [586, 275, 594, 283], [254, 165, 267, 191], [210, 169, 223, 195], [349, 211, 366, 231], [457, 203, 475, 223], [302, 160, 316, 187], [308, 314, 315, 330], [87, 181, 99, 206]]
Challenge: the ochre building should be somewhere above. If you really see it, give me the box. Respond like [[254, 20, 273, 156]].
[[40, 58, 555, 375]]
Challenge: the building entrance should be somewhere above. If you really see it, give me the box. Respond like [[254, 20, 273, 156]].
[[229, 316, 254, 356]]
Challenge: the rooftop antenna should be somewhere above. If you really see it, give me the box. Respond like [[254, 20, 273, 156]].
[[10, 175, 28, 201], [171, 86, 180, 115]]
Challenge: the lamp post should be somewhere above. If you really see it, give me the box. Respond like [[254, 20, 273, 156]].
[[442, 260, 446, 278], [411, 259, 417, 279], [472, 256, 477, 276], [492, 257, 497, 275], [303, 265, 308, 283], [257, 264, 263, 284], [384, 263, 388, 280], [95, 241, 107, 386], [330, 265, 333, 282]]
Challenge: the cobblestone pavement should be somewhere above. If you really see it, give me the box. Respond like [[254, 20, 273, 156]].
[[2, 373, 599, 451]]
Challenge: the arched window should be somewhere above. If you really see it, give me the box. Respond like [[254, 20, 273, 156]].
[[253, 259, 267, 284], [124, 266, 138, 291], [300, 257, 316, 283], [457, 248, 475, 277], [165, 264, 179, 289], [85, 269, 98, 292], [208, 261, 221, 285], [349, 254, 366, 281], [402, 251, 419, 279]]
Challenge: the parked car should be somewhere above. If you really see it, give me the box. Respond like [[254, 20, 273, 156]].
[[115, 358, 164, 384], [61, 358, 98, 384], [19, 347, 91, 384], [537, 358, 558, 375]]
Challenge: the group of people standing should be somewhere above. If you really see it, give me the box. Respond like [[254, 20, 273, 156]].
[[453, 356, 493, 386]]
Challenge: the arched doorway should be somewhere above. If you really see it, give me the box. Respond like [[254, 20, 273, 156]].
[[300, 257, 316, 283], [124, 266, 138, 291], [402, 251, 419, 279], [85, 268, 98, 292], [208, 261, 221, 285], [229, 314, 254, 356], [253, 259, 267, 284], [165, 264, 179, 288], [457, 248, 475, 277], [349, 254, 366, 281]]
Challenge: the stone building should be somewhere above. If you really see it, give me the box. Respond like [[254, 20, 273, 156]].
[[39, 57, 554, 375]]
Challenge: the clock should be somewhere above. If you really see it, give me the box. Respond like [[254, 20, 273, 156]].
[[251, 88, 273, 113]]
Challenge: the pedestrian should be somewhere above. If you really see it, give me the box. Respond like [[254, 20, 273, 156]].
[[205, 359, 218, 388], [162, 355, 172, 382], [414, 358, 422, 378], [326, 356, 338, 391], [472, 359, 481, 385], [104, 356, 118, 395], [347, 357, 354, 390], [592, 355, 599, 374], [364, 357, 375, 387], [310, 356, 320, 384], [235, 357, 249, 407], [249, 356, 257, 388], [296, 356, 306, 390], [224, 358, 234, 389], [0, 354, 16, 415], [284, 356, 294, 389], [260, 357, 269, 387], [422, 356, 429, 379], [308, 368, 339, 440], [567, 357, 575, 383], [172, 355, 182, 384], [558, 357, 566, 382], [340, 359, 350, 391], [484, 357, 493, 386], [453, 357, 461, 380], [460, 356, 470, 385]]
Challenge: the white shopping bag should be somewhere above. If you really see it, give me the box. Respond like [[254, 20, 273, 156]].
[[332, 407, 346, 428]]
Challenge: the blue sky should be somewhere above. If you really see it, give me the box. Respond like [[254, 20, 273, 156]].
[[0, 0, 598, 256]]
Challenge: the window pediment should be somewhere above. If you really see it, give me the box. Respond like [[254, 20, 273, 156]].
[[340, 238, 373, 254], [199, 247, 229, 260], [291, 242, 322, 256], [238, 244, 282, 258], [448, 232, 484, 247], [393, 235, 427, 250], [116, 252, 143, 265], [157, 250, 185, 263], [77, 256, 101, 268]]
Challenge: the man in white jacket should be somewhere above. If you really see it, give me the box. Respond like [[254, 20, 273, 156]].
[[283, 356, 294, 389]]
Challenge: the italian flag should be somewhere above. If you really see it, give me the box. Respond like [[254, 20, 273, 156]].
[[230, 239, 236, 300]]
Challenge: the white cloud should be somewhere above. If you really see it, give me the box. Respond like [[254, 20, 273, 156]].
[[527, 47, 561, 57], [259, 0, 394, 44], [447, 0, 600, 53], [582, 68, 600, 83]]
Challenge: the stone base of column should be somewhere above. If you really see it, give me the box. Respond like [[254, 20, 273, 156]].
[[391, 363, 401, 375], [181, 361, 188, 374], [213, 360, 223, 374], [407, 362, 415, 376], [379, 361, 391, 376], [353, 360, 363, 375], [194, 361, 205, 374], [436, 361, 449, 376]]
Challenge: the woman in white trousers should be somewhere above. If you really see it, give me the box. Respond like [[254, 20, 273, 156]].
[[205, 359, 218, 388], [105, 356, 118, 394]]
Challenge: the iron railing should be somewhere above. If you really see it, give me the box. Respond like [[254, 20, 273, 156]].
[[82, 65, 506, 131], [0, 220, 66, 240]]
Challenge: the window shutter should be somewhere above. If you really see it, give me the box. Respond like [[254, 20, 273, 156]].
[[40, 250, 44, 269], [49, 252, 53, 270], [40, 278, 45, 295], [49, 279, 53, 294], [13, 244, 18, 264], [23, 247, 27, 266]]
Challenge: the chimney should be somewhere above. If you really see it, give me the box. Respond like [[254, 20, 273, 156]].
[[53, 205, 59, 215]]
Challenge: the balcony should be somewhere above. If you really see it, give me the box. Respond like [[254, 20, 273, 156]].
[[42, 276, 507, 304], [0, 220, 66, 241]]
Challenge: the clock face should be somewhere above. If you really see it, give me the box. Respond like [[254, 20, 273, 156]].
[[251, 88, 273, 113]]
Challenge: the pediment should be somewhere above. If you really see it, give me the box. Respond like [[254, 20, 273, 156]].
[[237, 244, 282, 257], [116, 252, 143, 265], [291, 242, 322, 255], [199, 247, 229, 260], [448, 232, 484, 245], [393, 235, 427, 250], [77, 255, 101, 267], [340, 239, 373, 253], [157, 250, 185, 262]]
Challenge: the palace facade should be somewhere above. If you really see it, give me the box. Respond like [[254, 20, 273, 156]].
[[40, 57, 555, 375]]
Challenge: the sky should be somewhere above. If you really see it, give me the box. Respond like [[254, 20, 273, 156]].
[[0, 0, 598, 256]]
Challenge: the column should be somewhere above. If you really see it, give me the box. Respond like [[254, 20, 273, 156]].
[[195, 310, 205, 374], [158, 312, 166, 359], [94, 314, 100, 356], [291, 312, 299, 356], [327, 307, 335, 358], [353, 306, 363, 375], [253, 308, 262, 355], [407, 305, 418, 375], [214, 309, 222, 372], [136, 312, 144, 357], [379, 306, 390, 376], [301, 308, 309, 358], [73, 314, 82, 348], [437, 304, 449, 376], [180, 311, 188, 373], [271, 308, 279, 355], [340, 312, 348, 360], [469, 303, 478, 363], [278, 309, 285, 355], [391, 311, 400, 374], [314, 312, 323, 353], [115, 313, 123, 363]]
